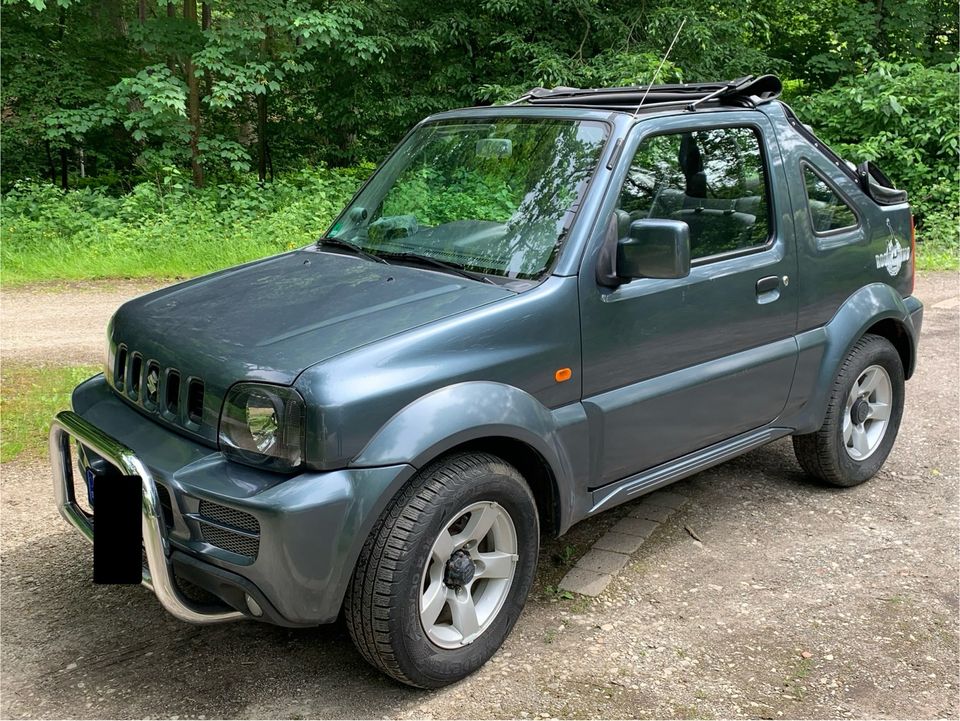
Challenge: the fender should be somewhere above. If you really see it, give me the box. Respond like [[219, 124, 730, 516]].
[[787, 283, 921, 435], [350, 381, 579, 531]]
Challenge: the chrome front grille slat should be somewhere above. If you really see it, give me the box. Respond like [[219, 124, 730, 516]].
[[113, 346, 204, 429]]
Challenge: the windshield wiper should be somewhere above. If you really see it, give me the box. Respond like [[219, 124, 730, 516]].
[[375, 251, 497, 285], [316, 236, 388, 264]]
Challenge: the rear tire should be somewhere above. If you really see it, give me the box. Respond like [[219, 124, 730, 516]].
[[344, 452, 539, 688], [793, 333, 905, 487]]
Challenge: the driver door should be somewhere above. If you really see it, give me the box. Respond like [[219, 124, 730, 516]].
[[578, 113, 799, 487]]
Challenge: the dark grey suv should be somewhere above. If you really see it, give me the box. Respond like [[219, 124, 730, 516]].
[[50, 75, 923, 688]]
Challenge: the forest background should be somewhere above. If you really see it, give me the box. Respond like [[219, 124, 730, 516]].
[[2, 0, 957, 282]]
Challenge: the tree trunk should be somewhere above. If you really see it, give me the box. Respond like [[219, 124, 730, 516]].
[[257, 92, 268, 183], [184, 0, 203, 187], [56, 11, 68, 190], [267, 137, 273, 182], [59, 148, 69, 190], [201, 2, 213, 97], [186, 61, 203, 187], [256, 23, 271, 183], [45, 140, 56, 185], [105, 0, 126, 36], [137, 0, 147, 64], [165, 2, 176, 72]]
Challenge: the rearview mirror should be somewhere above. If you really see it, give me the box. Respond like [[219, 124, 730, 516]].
[[475, 138, 512, 159], [617, 218, 690, 280]]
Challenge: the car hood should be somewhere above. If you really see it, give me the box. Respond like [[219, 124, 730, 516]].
[[110, 249, 512, 388]]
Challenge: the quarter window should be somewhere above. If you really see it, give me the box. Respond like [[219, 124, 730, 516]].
[[803, 166, 858, 233], [617, 126, 772, 260]]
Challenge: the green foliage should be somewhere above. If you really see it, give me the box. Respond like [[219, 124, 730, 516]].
[[766, 0, 956, 87], [108, 65, 191, 148], [382, 167, 519, 226], [3, 0, 957, 185], [0, 0, 956, 272], [1, 166, 366, 283], [796, 61, 959, 263]]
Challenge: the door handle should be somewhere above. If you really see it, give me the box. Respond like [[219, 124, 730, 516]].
[[755, 275, 782, 305], [756, 275, 780, 294]]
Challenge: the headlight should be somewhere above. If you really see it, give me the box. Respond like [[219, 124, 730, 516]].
[[218, 383, 305, 471]]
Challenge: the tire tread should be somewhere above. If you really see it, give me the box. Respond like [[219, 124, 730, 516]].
[[792, 333, 903, 487], [344, 452, 519, 687]]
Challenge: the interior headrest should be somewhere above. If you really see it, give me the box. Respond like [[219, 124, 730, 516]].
[[678, 133, 703, 175]]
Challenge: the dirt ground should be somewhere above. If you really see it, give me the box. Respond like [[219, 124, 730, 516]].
[[0, 280, 163, 365], [1, 273, 957, 719]]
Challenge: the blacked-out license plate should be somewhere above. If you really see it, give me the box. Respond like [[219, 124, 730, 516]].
[[92, 474, 142, 584]]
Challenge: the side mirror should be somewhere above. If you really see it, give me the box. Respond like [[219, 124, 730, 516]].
[[617, 218, 691, 280]]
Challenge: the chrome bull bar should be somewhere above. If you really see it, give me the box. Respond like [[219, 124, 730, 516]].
[[49, 410, 243, 624]]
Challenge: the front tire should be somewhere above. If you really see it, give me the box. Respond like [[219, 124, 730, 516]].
[[344, 452, 539, 688], [793, 333, 905, 487]]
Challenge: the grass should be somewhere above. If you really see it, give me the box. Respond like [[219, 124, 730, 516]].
[[4, 222, 955, 285], [1, 169, 956, 286], [782, 656, 814, 701], [0, 168, 364, 286], [915, 235, 959, 271], [0, 363, 100, 462], [910, 202, 959, 272]]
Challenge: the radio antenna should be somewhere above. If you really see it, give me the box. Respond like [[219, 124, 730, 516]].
[[632, 17, 686, 117]]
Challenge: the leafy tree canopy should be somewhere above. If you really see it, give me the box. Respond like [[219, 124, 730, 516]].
[[1, 0, 956, 225]]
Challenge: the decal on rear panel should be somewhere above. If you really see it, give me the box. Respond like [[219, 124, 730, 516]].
[[876, 238, 910, 276]]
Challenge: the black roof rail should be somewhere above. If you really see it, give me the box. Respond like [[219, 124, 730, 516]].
[[516, 74, 782, 112]]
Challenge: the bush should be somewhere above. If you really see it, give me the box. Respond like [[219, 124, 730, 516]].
[[1, 167, 368, 284], [3, 92, 956, 286], [795, 61, 959, 267]]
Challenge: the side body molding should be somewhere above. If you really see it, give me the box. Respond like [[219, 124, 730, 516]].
[[350, 381, 583, 532], [785, 282, 922, 435]]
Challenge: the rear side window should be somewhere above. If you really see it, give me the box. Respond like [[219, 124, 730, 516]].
[[617, 126, 771, 261], [802, 165, 858, 233]]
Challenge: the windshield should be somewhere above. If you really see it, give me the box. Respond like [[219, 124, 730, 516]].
[[327, 118, 608, 281]]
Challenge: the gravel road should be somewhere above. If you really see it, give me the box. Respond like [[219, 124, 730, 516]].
[[1, 273, 957, 719], [1, 280, 162, 365]]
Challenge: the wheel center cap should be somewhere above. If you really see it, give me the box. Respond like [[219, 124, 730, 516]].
[[851, 398, 870, 425], [443, 549, 476, 588]]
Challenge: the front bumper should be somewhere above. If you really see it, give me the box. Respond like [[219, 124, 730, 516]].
[[50, 410, 244, 624], [51, 376, 415, 626]]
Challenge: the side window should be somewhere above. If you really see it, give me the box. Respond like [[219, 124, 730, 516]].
[[617, 126, 771, 260], [802, 166, 858, 233]]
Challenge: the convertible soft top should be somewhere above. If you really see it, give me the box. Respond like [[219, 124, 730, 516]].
[[517, 74, 783, 112]]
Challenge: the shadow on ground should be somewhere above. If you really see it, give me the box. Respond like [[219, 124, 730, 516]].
[[2, 442, 829, 719]]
